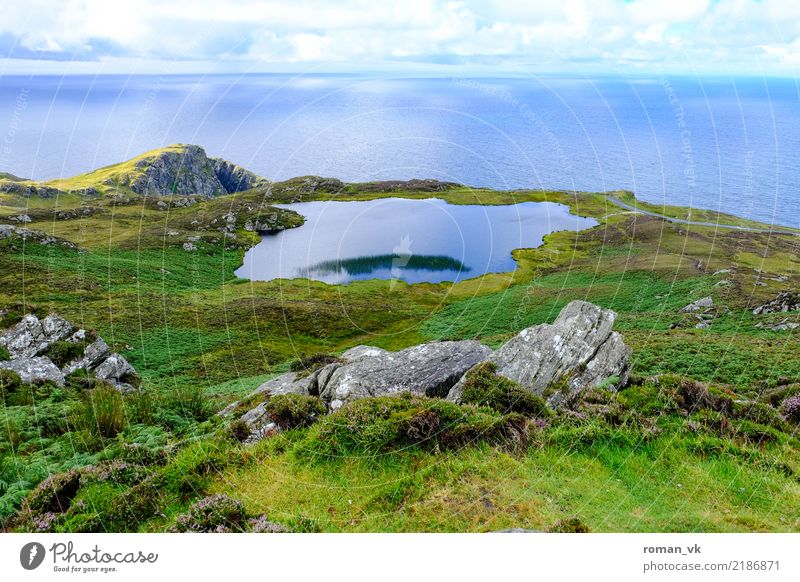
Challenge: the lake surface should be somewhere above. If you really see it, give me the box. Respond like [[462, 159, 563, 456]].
[[235, 198, 597, 284], [1, 74, 798, 227]]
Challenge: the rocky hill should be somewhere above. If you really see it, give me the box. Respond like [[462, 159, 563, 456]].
[[0, 144, 269, 199]]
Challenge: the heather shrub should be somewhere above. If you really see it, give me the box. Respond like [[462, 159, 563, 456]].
[[227, 418, 251, 442], [460, 362, 551, 418], [548, 517, 590, 533], [783, 395, 800, 424], [170, 494, 248, 532], [0, 369, 22, 396], [248, 514, 289, 533], [265, 393, 326, 430], [21, 470, 82, 516], [302, 393, 528, 458]]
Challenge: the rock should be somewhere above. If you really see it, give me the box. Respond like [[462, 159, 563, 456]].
[[755, 318, 799, 332], [93, 353, 136, 389], [695, 321, 711, 329], [182, 242, 197, 251], [127, 144, 269, 197], [752, 291, 800, 315], [0, 356, 64, 385], [340, 345, 389, 362], [10, 214, 31, 223], [319, 341, 492, 410], [450, 301, 630, 404], [0, 314, 48, 358], [218, 372, 311, 418], [0, 224, 79, 248], [63, 338, 111, 375], [41, 314, 74, 342], [680, 297, 714, 313]]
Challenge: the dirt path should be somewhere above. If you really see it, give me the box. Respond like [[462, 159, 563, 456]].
[[605, 195, 799, 236]]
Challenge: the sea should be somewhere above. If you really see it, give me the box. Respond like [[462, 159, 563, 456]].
[[0, 73, 798, 227]]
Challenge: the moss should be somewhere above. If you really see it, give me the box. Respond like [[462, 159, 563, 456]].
[[0, 369, 22, 396], [460, 362, 551, 418], [265, 393, 326, 430], [0, 345, 10, 361], [41, 341, 83, 368]]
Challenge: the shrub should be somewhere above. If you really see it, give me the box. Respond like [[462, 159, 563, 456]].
[[302, 393, 528, 458], [42, 341, 83, 368], [290, 353, 341, 375], [21, 470, 82, 516], [783, 395, 800, 425], [227, 419, 251, 442], [548, 517, 590, 533], [65, 369, 106, 391], [84, 461, 151, 486], [266, 393, 327, 430], [0, 369, 22, 396], [460, 362, 552, 418], [170, 494, 248, 533], [77, 385, 127, 438], [103, 475, 164, 531], [0, 345, 11, 361], [248, 514, 289, 533], [733, 401, 787, 431]]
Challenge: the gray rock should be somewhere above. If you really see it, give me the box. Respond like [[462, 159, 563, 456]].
[[0, 314, 47, 358], [680, 296, 714, 313], [93, 353, 136, 385], [319, 340, 492, 410], [0, 356, 64, 385], [126, 144, 269, 197], [63, 338, 111, 375], [340, 345, 389, 362], [182, 242, 197, 251], [218, 372, 311, 418], [41, 314, 74, 342], [752, 291, 800, 315], [449, 301, 630, 404]]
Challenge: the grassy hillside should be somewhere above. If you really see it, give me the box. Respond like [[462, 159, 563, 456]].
[[1, 148, 798, 532]]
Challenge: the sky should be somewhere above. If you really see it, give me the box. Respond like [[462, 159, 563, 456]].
[[1, 0, 799, 76]]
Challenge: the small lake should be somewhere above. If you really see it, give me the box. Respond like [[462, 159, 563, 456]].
[[235, 198, 597, 284]]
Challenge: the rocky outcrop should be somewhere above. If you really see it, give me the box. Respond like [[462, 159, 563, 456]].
[[0, 181, 65, 198], [222, 301, 631, 436], [0, 313, 138, 391], [211, 158, 269, 193], [448, 301, 631, 405], [0, 224, 80, 249], [318, 340, 492, 410], [679, 296, 714, 313], [126, 145, 269, 197], [753, 291, 800, 315]]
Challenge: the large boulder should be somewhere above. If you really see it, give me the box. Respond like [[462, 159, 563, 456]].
[[448, 301, 631, 404], [0, 356, 65, 385], [0, 313, 74, 359], [319, 340, 492, 411]]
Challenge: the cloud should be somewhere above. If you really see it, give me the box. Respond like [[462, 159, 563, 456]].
[[0, 0, 797, 74]]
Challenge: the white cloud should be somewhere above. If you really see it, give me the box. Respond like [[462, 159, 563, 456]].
[[0, 0, 797, 74]]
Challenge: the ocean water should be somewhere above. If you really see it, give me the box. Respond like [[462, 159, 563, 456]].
[[235, 198, 597, 284], [0, 74, 798, 227]]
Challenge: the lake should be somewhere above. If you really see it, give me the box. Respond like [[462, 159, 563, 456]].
[[235, 198, 597, 284]]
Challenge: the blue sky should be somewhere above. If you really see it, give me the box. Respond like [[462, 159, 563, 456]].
[[1, 0, 799, 76]]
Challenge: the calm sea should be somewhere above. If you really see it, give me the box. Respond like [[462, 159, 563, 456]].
[[0, 74, 798, 227]]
